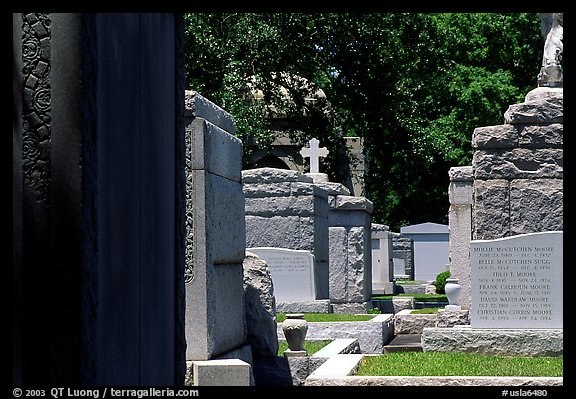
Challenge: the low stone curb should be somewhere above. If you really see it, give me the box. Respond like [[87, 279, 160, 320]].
[[305, 375, 563, 386]]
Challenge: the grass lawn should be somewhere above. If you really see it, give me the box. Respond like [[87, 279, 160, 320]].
[[356, 352, 563, 377], [276, 312, 375, 323], [277, 340, 332, 356]]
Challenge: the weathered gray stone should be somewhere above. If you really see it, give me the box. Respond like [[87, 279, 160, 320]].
[[524, 86, 563, 104], [473, 148, 563, 179], [242, 167, 313, 183], [425, 284, 436, 294], [188, 118, 242, 181], [305, 375, 563, 386], [329, 227, 348, 303], [331, 302, 371, 314], [395, 283, 427, 295], [448, 166, 473, 309], [328, 191, 372, 307], [243, 181, 327, 198], [185, 97, 247, 361], [243, 168, 330, 299], [448, 165, 473, 181], [472, 179, 563, 240], [197, 172, 246, 264], [422, 327, 563, 357], [215, 344, 254, 363], [372, 223, 390, 233], [276, 300, 331, 313], [332, 195, 374, 212], [472, 124, 519, 149], [285, 357, 313, 386], [213, 344, 255, 386], [329, 226, 371, 304], [435, 309, 470, 328], [313, 181, 351, 196], [243, 252, 278, 357], [510, 179, 563, 235], [394, 310, 437, 334], [246, 215, 314, 251], [518, 124, 563, 148], [392, 235, 414, 279], [392, 297, 414, 313], [245, 196, 320, 217], [192, 359, 252, 386], [329, 210, 372, 227], [504, 99, 563, 124], [305, 172, 329, 183], [185, 90, 236, 134], [472, 179, 509, 240]]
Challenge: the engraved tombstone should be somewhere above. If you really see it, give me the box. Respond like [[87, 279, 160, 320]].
[[470, 231, 563, 329], [247, 247, 317, 301]]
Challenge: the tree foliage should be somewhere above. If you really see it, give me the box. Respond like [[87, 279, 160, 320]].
[[184, 13, 542, 231]]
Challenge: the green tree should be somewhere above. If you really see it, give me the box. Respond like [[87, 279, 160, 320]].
[[184, 13, 542, 231]]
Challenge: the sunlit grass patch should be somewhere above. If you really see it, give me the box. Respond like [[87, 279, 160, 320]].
[[356, 352, 563, 377]]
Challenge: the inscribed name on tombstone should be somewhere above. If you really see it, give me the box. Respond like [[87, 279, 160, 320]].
[[248, 247, 316, 301], [470, 231, 562, 329]]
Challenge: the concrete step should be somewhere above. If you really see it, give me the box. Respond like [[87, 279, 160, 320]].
[[382, 334, 423, 353]]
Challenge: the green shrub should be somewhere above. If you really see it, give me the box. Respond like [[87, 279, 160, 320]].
[[434, 271, 451, 294]]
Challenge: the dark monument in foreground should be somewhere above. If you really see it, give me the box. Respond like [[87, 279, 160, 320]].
[[13, 13, 186, 385]]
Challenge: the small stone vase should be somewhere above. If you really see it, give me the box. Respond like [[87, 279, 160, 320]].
[[444, 278, 461, 310], [281, 313, 308, 352]]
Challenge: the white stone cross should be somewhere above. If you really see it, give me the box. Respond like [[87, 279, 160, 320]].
[[300, 138, 329, 173]]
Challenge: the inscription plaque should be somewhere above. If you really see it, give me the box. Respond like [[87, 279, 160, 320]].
[[470, 232, 562, 328], [248, 247, 316, 301]]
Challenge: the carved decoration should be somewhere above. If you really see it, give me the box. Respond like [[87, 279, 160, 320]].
[[22, 13, 51, 203]]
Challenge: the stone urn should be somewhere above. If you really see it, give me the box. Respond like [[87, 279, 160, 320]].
[[281, 313, 308, 353], [444, 278, 461, 310]]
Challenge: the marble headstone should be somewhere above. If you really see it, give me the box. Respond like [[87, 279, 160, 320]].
[[247, 247, 316, 301], [470, 231, 562, 329]]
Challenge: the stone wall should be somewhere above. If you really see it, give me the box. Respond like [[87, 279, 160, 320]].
[[471, 87, 563, 239], [243, 168, 330, 299]]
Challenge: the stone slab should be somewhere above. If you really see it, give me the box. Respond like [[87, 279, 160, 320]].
[[393, 309, 437, 334], [307, 354, 363, 377], [248, 247, 316, 301], [242, 167, 313, 183], [421, 327, 563, 357], [192, 359, 251, 386], [470, 231, 563, 329], [187, 118, 242, 181], [185, 90, 236, 134], [276, 300, 331, 313], [305, 375, 563, 386], [312, 338, 361, 358]]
